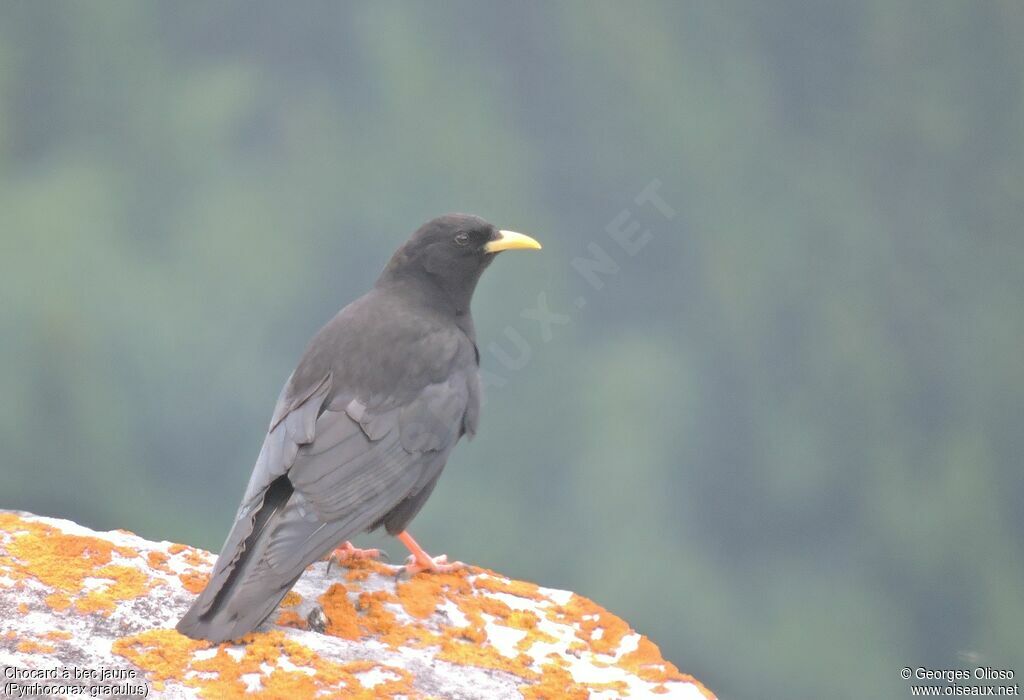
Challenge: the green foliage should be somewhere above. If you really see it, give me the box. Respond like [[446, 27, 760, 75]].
[[2, 3, 1022, 697]]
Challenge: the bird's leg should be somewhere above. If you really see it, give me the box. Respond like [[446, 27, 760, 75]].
[[324, 541, 388, 575], [396, 531, 464, 575]]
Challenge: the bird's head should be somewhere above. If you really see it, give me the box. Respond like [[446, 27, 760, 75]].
[[378, 214, 541, 312]]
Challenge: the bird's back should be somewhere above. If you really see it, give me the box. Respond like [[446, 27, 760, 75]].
[[176, 287, 481, 642]]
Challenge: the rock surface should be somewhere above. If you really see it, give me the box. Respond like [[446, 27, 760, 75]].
[[0, 510, 715, 699]]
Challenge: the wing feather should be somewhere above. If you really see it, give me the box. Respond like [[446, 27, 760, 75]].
[[177, 325, 481, 643]]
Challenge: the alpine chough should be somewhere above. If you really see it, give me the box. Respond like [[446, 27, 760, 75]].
[[176, 214, 541, 642]]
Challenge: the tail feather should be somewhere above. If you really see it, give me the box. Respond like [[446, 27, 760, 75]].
[[175, 453, 418, 643], [176, 475, 335, 642]]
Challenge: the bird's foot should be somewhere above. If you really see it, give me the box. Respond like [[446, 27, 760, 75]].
[[324, 541, 388, 575], [400, 552, 466, 576], [331, 541, 387, 562], [395, 530, 464, 577]]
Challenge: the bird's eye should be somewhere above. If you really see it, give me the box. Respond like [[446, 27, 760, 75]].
[[454, 232, 470, 246]]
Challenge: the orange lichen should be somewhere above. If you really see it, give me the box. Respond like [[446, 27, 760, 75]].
[[43, 629, 73, 640], [326, 555, 397, 583], [189, 645, 268, 697], [113, 628, 416, 699], [16, 602, 28, 614], [438, 643, 538, 680], [520, 661, 632, 698], [343, 570, 553, 682], [327, 659, 416, 699], [275, 610, 307, 630], [474, 594, 514, 620], [618, 635, 674, 680], [181, 549, 209, 568], [319, 583, 362, 640], [396, 570, 470, 619], [16, 639, 56, 654], [72, 565, 151, 616], [147, 550, 171, 573], [617, 635, 716, 698], [508, 609, 543, 632], [354, 590, 416, 647], [0, 514, 148, 617], [313, 570, 554, 684], [315, 566, 674, 694], [472, 571, 543, 600], [280, 591, 302, 607], [588, 679, 633, 695], [178, 569, 209, 594], [112, 629, 210, 689], [163, 543, 209, 568], [468, 599, 560, 654], [520, 662, 589, 700], [451, 623, 489, 646], [516, 622, 558, 652], [44, 592, 71, 611], [547, 593, 630, 656], [345, 567, 370, 581], [98, 564, 150, 599], [75, 591, 116, 614], [2, 516, 135, 588]]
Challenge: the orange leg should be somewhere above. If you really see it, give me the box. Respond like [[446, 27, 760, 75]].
[[396, 531, 464, 575]]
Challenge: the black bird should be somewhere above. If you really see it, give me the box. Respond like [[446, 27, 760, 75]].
[[176, 214, 541, 643]]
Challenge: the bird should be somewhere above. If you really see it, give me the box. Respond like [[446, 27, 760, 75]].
[[175, 214, 541, 643]]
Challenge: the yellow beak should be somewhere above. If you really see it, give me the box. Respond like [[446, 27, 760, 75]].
[[485, 230, 543, 253]]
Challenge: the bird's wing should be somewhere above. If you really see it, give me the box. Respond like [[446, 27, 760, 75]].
[[177, 342, 478, 642]]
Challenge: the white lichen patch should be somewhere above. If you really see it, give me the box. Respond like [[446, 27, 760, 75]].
[[482, 615, 528, 657], [240, 671, 263, 692], [355, 665, 401, 689]]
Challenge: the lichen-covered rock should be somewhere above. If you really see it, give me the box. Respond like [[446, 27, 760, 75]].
[[0, 510, 715, 699]]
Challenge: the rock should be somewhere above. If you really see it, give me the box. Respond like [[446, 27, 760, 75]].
[[0, 510, 715, 699]]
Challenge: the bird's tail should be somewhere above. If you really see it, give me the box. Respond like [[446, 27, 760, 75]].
[[175, 475, 342, 643]]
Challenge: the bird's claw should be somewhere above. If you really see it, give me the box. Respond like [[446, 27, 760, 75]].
[[323, 541, 389, 576], [395, 553, 466, 579]]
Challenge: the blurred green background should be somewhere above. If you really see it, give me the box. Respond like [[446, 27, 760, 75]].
[[2, 2, 1023, 697]]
